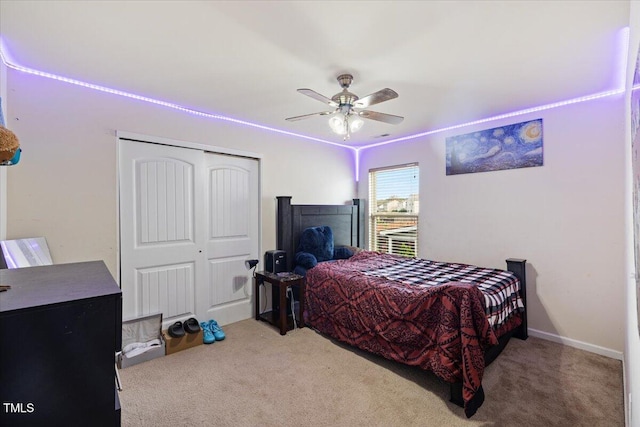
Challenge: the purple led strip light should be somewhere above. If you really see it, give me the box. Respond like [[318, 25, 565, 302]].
[[351, 26, 631, 179], [0, 47, 354, 151], [357, 89, 624, 152], [358, 26, 630, 153], [0, 26, 631, 181]]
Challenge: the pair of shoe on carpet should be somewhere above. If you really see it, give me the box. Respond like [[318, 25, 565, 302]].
[[168, 317, 201, 338], [200, 319, 225, 344]]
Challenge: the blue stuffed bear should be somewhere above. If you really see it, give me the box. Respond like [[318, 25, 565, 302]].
[[294, 226, 353, 275]]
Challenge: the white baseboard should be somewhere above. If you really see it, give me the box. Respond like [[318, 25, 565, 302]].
[[528, 328, 623, 361]]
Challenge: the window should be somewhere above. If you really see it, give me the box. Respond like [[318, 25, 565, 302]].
[[368, 163, 419, 257]]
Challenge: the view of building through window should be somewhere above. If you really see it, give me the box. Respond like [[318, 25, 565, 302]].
[[368, 163, 419, 257]]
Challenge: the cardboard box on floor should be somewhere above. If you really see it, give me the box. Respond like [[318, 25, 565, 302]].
[[162, 329, 204, 355]]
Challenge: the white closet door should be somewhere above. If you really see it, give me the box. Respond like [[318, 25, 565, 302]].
[[119, 139, 259, 328], [200, 153, 259, 325], [119, 140, 206, 326]]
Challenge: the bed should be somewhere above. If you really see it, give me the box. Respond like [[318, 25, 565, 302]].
[[275, 197, 528, 418]]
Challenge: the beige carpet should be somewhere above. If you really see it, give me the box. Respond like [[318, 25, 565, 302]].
[[117, 319, 624, 427]]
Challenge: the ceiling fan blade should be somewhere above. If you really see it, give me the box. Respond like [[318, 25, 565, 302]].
[[297, 89, 339, 107], [285, 110, 336, 122], [358, 110, 404, 125], [354, 88, 398, 108]]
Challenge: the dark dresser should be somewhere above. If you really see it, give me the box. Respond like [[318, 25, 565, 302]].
[[0, 261, 122, 426]]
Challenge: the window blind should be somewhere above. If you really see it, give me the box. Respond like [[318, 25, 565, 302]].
[[368, 163, 419, 257]]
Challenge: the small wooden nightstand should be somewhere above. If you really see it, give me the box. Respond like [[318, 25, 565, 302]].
[[254, 271, 305, 335]]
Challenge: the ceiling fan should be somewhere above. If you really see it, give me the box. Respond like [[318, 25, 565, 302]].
[[286, 74, 404, 140]]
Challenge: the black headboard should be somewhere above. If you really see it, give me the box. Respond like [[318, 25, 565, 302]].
[[276, 196, 365, 271]]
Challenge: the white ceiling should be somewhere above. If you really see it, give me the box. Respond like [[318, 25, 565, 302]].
[[0, 1, 630, 147]]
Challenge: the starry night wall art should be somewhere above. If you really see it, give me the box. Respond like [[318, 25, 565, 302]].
[[445, 119, 543, 175]]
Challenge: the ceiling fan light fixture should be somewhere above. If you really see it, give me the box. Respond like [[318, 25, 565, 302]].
[[329, 112, 363, 139], [329, 115, 347, 135], [349, 115, 364, 133]]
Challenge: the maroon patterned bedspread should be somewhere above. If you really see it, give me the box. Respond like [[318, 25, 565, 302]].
[[304, 251, 522, 418]]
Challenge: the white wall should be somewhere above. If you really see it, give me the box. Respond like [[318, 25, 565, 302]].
[[625, 1, 640, 425], [3, 68, 356, 277], [359, 94, 626, 355]]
